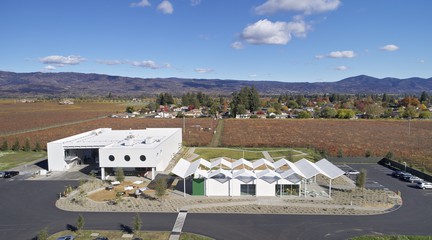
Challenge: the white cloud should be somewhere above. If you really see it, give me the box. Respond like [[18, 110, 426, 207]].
[[131, 0, 151, 7], [39, 55, 85, 66], [44, 65, 56, 71], [334, 65, 348, 71], [249, 74, 258, 78], [419, 59, 426, 63], [157, 0, 174, 14], [380, 44, 399, 52], [96, 60, 123, 65], [195, 68, 213, 73], [231, 41, 244, 49], [131, 60, 159, 69], [191, 0, 201, 6], [241, 19, 310, 45], [327, 50, 356, 58], [315, 55, 324, 59], [255, 0, 341, 15]]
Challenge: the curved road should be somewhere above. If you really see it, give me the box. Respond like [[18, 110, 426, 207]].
[[1, 164, 431, 240]]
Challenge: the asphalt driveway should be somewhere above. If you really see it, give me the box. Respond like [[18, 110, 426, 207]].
[[0, 164, 431, 240]]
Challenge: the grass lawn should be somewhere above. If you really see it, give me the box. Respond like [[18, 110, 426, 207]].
[[351, 236, 432, 240], [268, 149, 297, 159], [193, 148, 264, 160], [48, 230, 213, 240], [0, 151, 46, 170]]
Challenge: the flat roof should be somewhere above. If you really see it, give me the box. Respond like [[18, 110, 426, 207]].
[[52, 128, 180, 149]]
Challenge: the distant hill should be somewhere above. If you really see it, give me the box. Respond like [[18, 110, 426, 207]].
[[0, 71, 431, 97]]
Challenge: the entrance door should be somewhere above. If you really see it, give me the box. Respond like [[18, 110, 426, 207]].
[[192, 179, 205, 196]]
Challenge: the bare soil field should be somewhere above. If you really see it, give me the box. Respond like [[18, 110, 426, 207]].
[[0, 101, 124, 135], [222, 119, 432, 171], [6, 117, 216, 148]]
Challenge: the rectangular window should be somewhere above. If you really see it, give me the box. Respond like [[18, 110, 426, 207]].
[[240, 184, 256, 196]]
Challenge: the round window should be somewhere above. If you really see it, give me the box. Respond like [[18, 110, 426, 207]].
[[109, 155, 115, 161], [140, 155, 146, 161], [124, 155, 131, 161]]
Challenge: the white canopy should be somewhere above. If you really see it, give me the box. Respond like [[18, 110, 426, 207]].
[[315, 158, 345, 179], [294, 158, 329, 179]]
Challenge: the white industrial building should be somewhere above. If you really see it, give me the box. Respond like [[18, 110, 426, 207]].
[[47, 128, 182, 180], [171, 158, 345, 197]]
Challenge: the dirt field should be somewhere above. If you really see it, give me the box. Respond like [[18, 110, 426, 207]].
[[222, 119, 432, 171]]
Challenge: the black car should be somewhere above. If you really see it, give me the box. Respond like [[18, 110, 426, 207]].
[[392, 170, 405, 178], [4, 171, 19, 178]]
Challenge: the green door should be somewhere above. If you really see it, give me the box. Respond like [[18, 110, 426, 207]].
[[192, 179, 205, 196]]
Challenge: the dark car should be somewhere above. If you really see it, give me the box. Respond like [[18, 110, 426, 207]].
[[392, 170, 405, 178], [4, 171, 19, 178]]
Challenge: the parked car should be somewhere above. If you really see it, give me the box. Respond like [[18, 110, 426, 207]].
[[398, 172, 412, 180], [417, 181, 432, 189], [345, 169, 360, 175], [56, 235, 75, 240], [4, 171, 19, 178], [0, 171, 5, 178], [403, 175, 422, 183], [392, 170, 405, 178]]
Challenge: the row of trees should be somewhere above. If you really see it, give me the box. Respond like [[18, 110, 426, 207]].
[[1, 138, 42, 152], [127, 87, 432, 119]]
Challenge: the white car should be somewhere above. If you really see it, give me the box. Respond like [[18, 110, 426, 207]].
[[417, 181, 432, 189], [345, 169, 360, 175]]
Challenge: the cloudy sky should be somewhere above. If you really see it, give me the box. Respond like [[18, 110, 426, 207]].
[[1, 0, 431, 82]]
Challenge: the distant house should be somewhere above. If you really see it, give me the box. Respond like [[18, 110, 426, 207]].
[[59, 99, 74, 105], [184, 109, 203, 118], [111, 112, 135, 118]]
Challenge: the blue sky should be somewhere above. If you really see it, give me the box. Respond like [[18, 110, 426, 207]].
[[1, 0, 431, 82]]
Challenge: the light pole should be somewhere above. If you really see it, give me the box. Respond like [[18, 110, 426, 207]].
[[403, 161, 407, 172]]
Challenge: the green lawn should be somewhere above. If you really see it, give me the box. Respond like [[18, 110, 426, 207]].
[[48, 230, 212, 240], [0, 151, 46, 170], [351, 236, 432, 240], [194, 148, 264, 160]]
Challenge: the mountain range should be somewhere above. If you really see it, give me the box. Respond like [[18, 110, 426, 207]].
[[1, 71, 431, 97]]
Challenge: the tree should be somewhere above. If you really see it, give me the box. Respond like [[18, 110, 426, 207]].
[[34, 141, 42, 152], [403, 106, 418, 118], [125, 106, 135, 113], [37, 227, 49, 240], [12, 139, 20, 151], [420, 91, 430, 104], [337, 148, 343, 158], [320, 107, 337, 118], [365, 149, 372, 157], [419, 110, 431, 119], [385, 151, 394, 160], [132, 213, 142, 235], [155, 178, 167, 200], [287, 100, 299, 109], [356, 169, 367, 190], [115, 168, 125, 182], [297, 111, 312, 119], [24, 138, 31, 152], [364, 104, 384, 118], [76, 214, 85, 233], [1, 140, 8, 151]]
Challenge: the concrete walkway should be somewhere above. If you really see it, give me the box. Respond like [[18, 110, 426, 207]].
[[169, 210, 188, 240], [262, 151, 274, 162]]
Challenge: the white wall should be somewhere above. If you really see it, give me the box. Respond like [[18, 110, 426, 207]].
[[47, 142, 66, 171], [256, 180, 275, 196], [156, 128, 182, 171], [206, 179, 230, 196]]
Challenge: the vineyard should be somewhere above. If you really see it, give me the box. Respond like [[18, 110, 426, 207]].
[[5, 117, 216, 149], [222, 119, 432, 171], [0, 101, 124, 135], [1, 101, 431, 172]]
